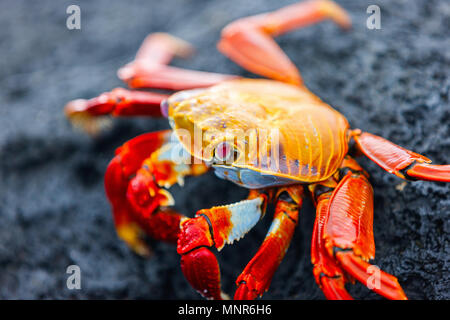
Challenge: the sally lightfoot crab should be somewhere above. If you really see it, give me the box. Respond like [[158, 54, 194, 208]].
[[65, 0, 450, 300]]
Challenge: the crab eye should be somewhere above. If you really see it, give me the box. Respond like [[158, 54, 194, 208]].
[[160, 99, 169, 118], [214, 142, 238, 164]]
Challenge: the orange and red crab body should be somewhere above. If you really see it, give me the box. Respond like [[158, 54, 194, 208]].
[[167, 79, 350, 186], [64, 0, 449, 300]]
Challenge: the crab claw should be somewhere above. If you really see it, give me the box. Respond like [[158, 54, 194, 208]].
[[177, 216, 227, 300], [180, 247, 228, 300], [126, 169, 173, 219]]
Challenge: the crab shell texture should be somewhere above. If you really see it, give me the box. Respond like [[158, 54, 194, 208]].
[[167, 79, 349, 184]]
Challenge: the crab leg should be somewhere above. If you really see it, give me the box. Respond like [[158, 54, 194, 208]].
[[234, 186, 303, 300], [123, 65, 238, 91], [177, 190, 271, 300], [218, 0, 351, 85], [118, 32, 238, 90], [65, 88, 169, 135], [352, 130, 450, 182], [105, 130, 208, 256], [310, 158, 407, 300], [311, 187, 352, 300]]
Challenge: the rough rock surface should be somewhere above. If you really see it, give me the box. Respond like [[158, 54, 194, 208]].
[[0, 0, 448, 299]]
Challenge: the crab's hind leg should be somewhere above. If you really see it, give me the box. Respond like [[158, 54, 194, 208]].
[[234, 186, 304, 300], [118, 32, 238, 90], [65, 33, 238, 135], [177, 189, 271, 300], [105, 130, 208, 256], [218, 0, 351, 85], [310, 156, 407, 300], [352, 130, 450, 182]]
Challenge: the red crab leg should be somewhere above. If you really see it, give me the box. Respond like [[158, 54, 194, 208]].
[[234, 186, 303, 300], [177, 190, 271, 300], [105, 130, 208, 256], [311, 159, 407, 300], [124, 65, 238, 91], [352, 130, 450, 182], [311, 186, 353, 300], [65, 88, 169, 135], [218, 0, 351, 85], [118, 32, 238, 90]]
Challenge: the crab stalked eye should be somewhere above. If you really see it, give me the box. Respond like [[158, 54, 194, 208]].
[[214, 142, 238, 163], [160, 99, 169, 118]]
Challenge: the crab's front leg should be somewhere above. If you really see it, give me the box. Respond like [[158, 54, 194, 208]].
[[178, 186, 305, 300], [177, 189, 272, 299], [218, 0, 351, 84]]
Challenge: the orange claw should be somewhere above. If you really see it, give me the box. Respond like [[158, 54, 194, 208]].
[[218, 0, 351, 85]]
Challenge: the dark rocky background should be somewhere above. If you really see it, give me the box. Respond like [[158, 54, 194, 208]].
[[0, 0, 448, 299]]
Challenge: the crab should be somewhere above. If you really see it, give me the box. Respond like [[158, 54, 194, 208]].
[[65, 0, 449, 300]]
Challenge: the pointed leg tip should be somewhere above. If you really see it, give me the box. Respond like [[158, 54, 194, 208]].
[[377, 285, 408, 301], [319, 0, 352, 30], [220, 292, 231, 300], [132, 244, 152, 258], [320, 276, 354, 300], [64, 99, 87, 116], [379, 276, 408, 300], [234, 283, 258, 300], [117, 224, 152, 258], [396, 290, 408, 300], [407, 163, 450, 182], [117, 64, 136, 82], [337, 251, 409, 300], [65, 104, 111, 136], [149, 32, 195, 58]]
